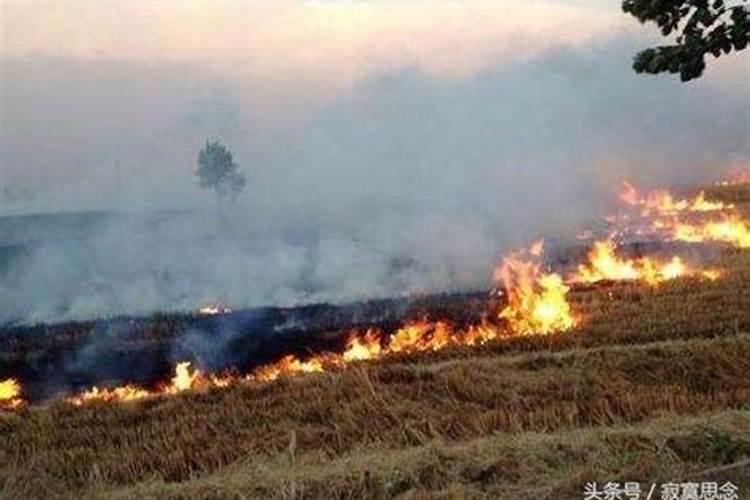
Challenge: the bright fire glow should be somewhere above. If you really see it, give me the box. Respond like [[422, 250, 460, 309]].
[[570, 239, 717, 286], [619, 181, 731, 216], [0, 378, 24, 410], [199, 304, 232, 315], [68, 362, 202, 405], [496, 245, 577, 335], [166, 361, 201, 393], [67, 243, 581, 406], [672, 216, 750, 249], [342, 329, 382, 362], [67, 385, 150, 406], [32, 174, 749, 409], [252, 355, 326, 382], [389, 321, 453, 352]]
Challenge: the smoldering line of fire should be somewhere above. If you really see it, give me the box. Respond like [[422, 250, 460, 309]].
[[2, 179, 750, 410]]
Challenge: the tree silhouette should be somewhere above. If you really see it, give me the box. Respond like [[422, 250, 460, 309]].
[[623, 0, 749, 81], [196, 141, 246, 200]]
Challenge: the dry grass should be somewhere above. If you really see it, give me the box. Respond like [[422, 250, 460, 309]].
[[91, 410, 750, 500], [1, 329, 749, 498], [1, 186, 749, 499]]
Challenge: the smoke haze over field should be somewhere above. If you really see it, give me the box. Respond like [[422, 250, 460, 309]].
[[1, 1, 749, 323]]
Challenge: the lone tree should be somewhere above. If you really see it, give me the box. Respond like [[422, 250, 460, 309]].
[[196, 140, 246, 200], [623, 0, 749, 81]]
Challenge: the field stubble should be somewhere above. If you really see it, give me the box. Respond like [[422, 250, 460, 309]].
[[1, 188, 750, 499]]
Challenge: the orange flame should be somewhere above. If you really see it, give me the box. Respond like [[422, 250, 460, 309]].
[[569, 239, 717, 286], [495, 245, 577, 335], [0, 378, 24, 410], [165, 361, 201, 393], [68, 361, 203, 405], [342, 329, 383, 362], [529, 239, 545, 257], [618, 181, 731, 216], [67, 245, 581, 407], [68, 385, 150, 406], [49, 180, 744, 410], [58, 178, 746, 408], [14, 173, 747, 410], [252, 355, 326, 382], [672, 215, 750, 249], [389, 321, 455, 352]]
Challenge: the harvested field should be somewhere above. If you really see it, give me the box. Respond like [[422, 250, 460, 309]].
[[1, 184, 750, 499]]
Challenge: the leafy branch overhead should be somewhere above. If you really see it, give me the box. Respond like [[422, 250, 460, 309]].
[[196, 141, 246, 199], [622, 0, 750, 81]]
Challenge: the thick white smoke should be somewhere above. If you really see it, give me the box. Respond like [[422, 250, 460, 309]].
[[1, 38, 748, 324]]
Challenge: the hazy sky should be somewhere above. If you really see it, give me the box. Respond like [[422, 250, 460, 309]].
[[3, 1, 628, 78], [1, 1, 749, 321], [1, 0, 747, 213]]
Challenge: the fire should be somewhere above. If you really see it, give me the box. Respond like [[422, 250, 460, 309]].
[[700, 269, 723, 281], [688, 192, 731, 213], [0, 378, 20, 400], [610, 180, 747, 251], [496, 246, 577, 335], [68, 361, 202, 405], [529, 239, 545, 257], [672, 216, 750, 249], [342, 329, 382, 362], [68, 249, 580, 407], [570, 239, 709, 285], [165, 361, 201, 393], [349, 319, 502, 357], [37, 174, 747, 409], [618, 181, 731, 216], [462, 321, 500, 346], [252, 355, 326, 382], [60, 209, 736, 409], [199, 304, 232, 315], [68, 385, 150, 406], [0, 378, 24, 410], [389, 321, 455, 352]]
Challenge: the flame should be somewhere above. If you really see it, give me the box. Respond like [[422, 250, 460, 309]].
[[496, 246, 577, 335], [68, 362, 202, 405], [0, 378, 24, 410], [700, 269, 723, 281], [342, 329, 382, 362], [67, 215, 736, 408], [618, 181, 640, 206], [570, 239, 711, 285], [618, 181, 731, 216], [389, 321, 453, 352], [199, 304, 232, 315], [165, 361, 201, 393], [672, 216, 750, 249], [68, 385, 151, 406], [49, 175, 747, 409], [461, 321, 500, 345], [529, 239, 545, 257], [252, 355, 326, 382], [68, 254, 576, 406], [610, 181, 745, 248], [0, 378, 20, 400]]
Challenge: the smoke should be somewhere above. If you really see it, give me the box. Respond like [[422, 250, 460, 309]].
[[1, 36, 749, 324]]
